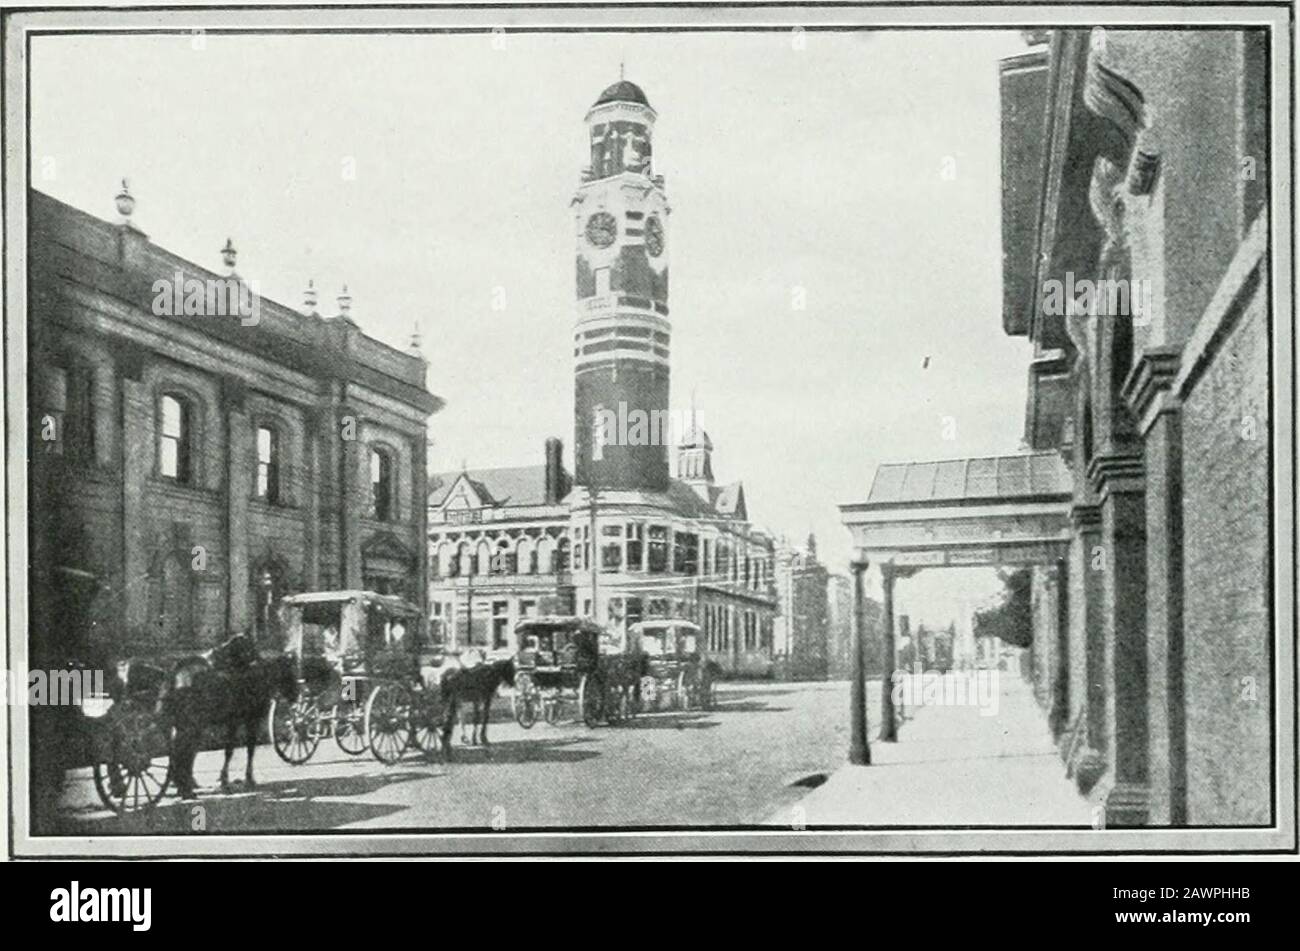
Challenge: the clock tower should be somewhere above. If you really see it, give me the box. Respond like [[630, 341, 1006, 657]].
[[572, 78, 671, 493]]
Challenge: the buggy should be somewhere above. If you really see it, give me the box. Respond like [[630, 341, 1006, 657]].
[[628, 619, 716, 712], [268, 590, 443, 765], [510, 616, 646, 728]]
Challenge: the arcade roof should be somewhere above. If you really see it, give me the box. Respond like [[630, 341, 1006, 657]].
[[863, 451, 1071, 506]]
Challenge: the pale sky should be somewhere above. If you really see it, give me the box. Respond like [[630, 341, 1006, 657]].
[[31, 28, 1034, 625]]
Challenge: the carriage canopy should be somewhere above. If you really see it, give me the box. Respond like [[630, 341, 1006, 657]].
[[628, 620, 701, 657], [280, 590, 423, 659]]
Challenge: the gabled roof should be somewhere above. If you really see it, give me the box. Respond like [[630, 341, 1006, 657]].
[[714, 482, 746, 519], [864, 452, 1071, 506], [660, 479, 748, 521], [428, 465, 568, 509]]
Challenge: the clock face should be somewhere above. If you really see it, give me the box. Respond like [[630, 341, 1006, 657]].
[[644, 215, 665, 258], [585, 212, 618, 249]]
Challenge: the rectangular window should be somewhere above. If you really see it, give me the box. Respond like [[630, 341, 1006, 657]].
[[256, 426, 280, 503], [159, 394, 192, 483], [648, 525, 668, 573], [40, 366, 68, 456], [626, 522, 643, 569], [370, 449, 393, 521], [595, 267, 611, 296], [601, 524, 622, 571], [491, 601, 510, 650], [65, 367, 95, 464]]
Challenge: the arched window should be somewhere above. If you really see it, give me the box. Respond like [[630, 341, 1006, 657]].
[[159, 393, 193, 483], [370, 447, 394, 521], [517, 537, 535, 575], [256, 424, 280, 503]]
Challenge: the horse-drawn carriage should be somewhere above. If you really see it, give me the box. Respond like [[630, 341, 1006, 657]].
[[77, 659, 173, 815], [76, 633, 291, 815], [268, 590, 443, 766], [628, 619, 716, 712], [510, 616, 646, 728]]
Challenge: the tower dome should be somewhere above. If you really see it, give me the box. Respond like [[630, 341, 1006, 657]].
[[593, 80, 650, 108]]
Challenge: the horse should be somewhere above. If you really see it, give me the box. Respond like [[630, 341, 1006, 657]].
[[437, 654, 515, 756], [162, 645, 299, 799]]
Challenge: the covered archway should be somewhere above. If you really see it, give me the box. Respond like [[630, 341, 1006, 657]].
[[839, 451, 1072, 764]]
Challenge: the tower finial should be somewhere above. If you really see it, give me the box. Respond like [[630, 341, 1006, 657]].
[[620, 61, 625, 81]]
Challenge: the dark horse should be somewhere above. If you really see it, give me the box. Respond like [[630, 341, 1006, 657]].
[[162, 635, 298, 799], [438, 656, 514, 757]]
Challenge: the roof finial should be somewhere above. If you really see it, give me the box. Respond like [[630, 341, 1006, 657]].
[[620, 61, 625, 81], [114, 178, 135, 222]]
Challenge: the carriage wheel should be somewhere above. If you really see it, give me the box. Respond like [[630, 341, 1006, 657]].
[[700, 675, 716, 711], [92, 707, 171, 814], [578, 675, 605, 728], [333, 695, 368, 756], [269, 695, 322, 765], [365, 682, 412, 765], [410, 690, 446, 760], [604, 682, 624, 725], [513, 673, 539, 729]]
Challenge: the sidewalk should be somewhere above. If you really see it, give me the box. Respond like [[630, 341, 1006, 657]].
[[769, 670, 1092, 826]]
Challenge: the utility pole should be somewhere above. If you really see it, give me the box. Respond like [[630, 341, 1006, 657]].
[[589, 482, 600, 622]]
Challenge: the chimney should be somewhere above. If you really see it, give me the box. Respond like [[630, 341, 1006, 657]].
[[544, 437, 565, 505]]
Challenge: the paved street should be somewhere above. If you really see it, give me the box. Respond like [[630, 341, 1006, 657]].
[[58, 681, 867, 833]]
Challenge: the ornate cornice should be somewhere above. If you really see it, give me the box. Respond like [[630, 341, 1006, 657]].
[[1121, 346, 1181, 435], [1087, 448, 1145, 498], [1070, 502, 1102, 531]]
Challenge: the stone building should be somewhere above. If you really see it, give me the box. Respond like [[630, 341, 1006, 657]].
[[825, 573, 884, 681], [427, 78, 778, 677], [999, 28, 1270, 825], [28, 185, 442, 662], [774, 535, 831, 680], [428, 428, 778, 677]]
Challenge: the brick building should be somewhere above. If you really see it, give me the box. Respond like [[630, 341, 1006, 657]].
[[28, 186, 442, 663], [427, 430, 779, 678], [999, 29, 1271, 825], [426, 78, 778, 678]]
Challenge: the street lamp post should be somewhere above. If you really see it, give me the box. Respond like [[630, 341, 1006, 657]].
[[849, 557, 872, 765]]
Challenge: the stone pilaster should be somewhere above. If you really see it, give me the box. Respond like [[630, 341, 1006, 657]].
[[1089, 449, 1149, 826], [304, 408, 323, 590], [1070, 503, 1105, 757], [339, 404, 363, 589], [223, 377, 250, 635], [1123, 346, 1185, 825], [119, 374, 151, 646]]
